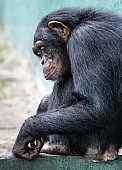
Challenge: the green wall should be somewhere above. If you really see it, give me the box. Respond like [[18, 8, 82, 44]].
[[1, 0, 122, 51], [0, 155, 122, 170], [0, 0, 122, 89]]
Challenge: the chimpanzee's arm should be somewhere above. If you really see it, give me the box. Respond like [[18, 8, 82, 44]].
[[16, 101, 114, 137], [13, 98, 115, 160]]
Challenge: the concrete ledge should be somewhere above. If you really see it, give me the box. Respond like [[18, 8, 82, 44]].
[[0, 154, 122, 170]]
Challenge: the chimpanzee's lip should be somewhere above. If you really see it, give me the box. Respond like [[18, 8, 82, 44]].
[[44, 67, 56, 80], [44, 73, 51, 79]]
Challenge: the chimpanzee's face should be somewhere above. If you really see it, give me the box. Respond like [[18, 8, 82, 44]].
[[33, 40, 64, 81], [32, 22, 71, 81]]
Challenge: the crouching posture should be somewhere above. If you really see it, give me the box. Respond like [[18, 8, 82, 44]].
[[13, 8, 122, 161]]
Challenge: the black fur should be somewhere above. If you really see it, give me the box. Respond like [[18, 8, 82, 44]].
[[13, 8, 122, 158]]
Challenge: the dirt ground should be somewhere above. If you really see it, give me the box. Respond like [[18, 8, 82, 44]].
[[0, 31, 44, 156]]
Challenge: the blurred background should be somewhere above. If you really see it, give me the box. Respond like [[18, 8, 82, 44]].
[[0, 0, 122, 155]]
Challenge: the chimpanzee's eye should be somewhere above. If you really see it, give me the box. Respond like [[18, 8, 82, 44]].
[[40, 47, 45, 54], [41, 47, 45, 51], [37, 47, 45, 56]]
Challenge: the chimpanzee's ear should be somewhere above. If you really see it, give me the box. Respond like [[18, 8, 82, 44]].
[[48, 21, 70, 40]]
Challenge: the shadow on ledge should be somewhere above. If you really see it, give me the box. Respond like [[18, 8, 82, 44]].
[[0, 154, 122, 170]]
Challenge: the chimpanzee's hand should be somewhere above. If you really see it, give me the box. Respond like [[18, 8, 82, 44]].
[[12, 135, 44, 160]]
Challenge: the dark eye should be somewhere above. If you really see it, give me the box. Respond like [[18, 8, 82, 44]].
[[41, 46, 45, 51], [40, 46, 45, 54], [37, 47, 45, 56]]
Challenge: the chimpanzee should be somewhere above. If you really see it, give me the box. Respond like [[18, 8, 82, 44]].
[[12, 8, 122, 161]]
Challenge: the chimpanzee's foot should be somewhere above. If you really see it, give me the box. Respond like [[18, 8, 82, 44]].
[[101, 145, 118, 161], [40, 142, 70, 155], [85, 144, 118, 162]]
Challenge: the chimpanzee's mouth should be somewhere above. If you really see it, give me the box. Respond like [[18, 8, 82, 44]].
[[44, 73, 51, 79], [44, 68, 56, 80]]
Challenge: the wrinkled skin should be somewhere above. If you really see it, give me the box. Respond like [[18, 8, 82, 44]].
[[13, 134, 44, 160]]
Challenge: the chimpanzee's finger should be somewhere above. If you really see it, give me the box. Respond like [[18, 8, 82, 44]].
[[18, 138, 44, 160], [35, 138, 44, 150], [18, 151, 36, 160], [25, 138, 44, 160], [30, 142, 35, 149], [14, 145, 37, 160]]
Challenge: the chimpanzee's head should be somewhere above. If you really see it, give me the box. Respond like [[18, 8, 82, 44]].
[[32, 20, 71, 81]]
